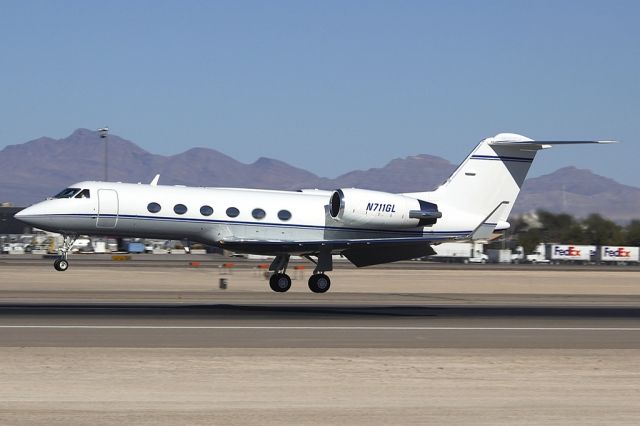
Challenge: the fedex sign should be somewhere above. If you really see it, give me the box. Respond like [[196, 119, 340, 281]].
[[550, 245, 595, 261], [600, 246, 639, 262], [603, 247, 631, 258], [554, 246, 582, 257]]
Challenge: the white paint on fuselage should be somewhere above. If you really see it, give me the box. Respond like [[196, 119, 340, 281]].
[[17, 181, 477, 251]]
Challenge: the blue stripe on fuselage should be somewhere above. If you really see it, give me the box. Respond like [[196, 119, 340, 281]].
[[23, 213, 472, 237]]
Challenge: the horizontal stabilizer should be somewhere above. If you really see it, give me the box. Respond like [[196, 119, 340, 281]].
[[489, 139, 616, 150]]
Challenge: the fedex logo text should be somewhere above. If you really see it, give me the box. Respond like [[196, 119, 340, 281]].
[[554, 246, 582, 257], [604, 247, 631, 258]]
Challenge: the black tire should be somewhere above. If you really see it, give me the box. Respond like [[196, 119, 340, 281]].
[[308, 274, 331, 293], [54, 259, 69, 272], [269, 273, 291, 293]]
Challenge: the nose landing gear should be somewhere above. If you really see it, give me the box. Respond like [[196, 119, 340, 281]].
[[53, 235, 76, 272], [53, 258, 69, 271]]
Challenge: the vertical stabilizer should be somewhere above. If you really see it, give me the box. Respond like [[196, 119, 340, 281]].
[[416, 133, 613, 224]]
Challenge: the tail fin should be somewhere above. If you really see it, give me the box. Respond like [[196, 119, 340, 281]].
[[428, 133, 614, 223]]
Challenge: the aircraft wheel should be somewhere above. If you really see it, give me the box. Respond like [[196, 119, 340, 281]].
[[269, 273, 291, 293], [54, 259, 69, 272], [308, 274, 331, 293]]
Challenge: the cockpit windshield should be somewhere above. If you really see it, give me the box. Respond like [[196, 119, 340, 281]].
[[53, 188, 81, 198], [75, 189, 90, 199]]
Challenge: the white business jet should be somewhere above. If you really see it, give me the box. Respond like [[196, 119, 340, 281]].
[[15, 133, 612, 293]]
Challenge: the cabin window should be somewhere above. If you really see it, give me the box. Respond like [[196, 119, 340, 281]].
[[277, 210, 292, 221], [75, 189, 91, 199], [147, 202, 161, 213], [174, 204, 187, 215], [252, 208, 266, 220], [200, 205, 213, 216], [226, 207, 240, 218], [54, 188, 80, 198]]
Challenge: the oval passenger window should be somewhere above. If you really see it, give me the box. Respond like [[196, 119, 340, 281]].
[[226, 207, 240, 218], [174, 204, 187, 215], [252, 208, 266, 219], [147, 202, 161, 213], [277, 210, 292, 221], [200, 205, 213, 216]]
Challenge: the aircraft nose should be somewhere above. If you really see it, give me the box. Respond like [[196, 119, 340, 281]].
[[13, 204, 49, 227], [14, 206, 35, 224]]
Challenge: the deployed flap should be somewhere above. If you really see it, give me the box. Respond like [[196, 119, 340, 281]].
[[342, 243, 436, 267], [470, 201, 510, 241]]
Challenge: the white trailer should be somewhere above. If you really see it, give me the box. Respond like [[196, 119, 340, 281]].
[[599, 246, 640, 264], [430, 242, 487, 264], [488, 249, 512, 263], [547, 244, 596, 264]]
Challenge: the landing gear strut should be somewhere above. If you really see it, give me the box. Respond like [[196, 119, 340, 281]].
[[304, 249, 333, 294], [53, 234, 76, 272]]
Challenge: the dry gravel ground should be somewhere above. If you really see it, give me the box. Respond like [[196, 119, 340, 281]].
[[0, 348, 639, 426]]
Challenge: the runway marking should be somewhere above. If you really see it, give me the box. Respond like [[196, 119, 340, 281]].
[[0, 326, 640, 331]]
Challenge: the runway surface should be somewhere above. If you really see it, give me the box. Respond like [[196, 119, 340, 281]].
[[2, 264, 640, 349], [2, 266, 640, 425], [2, 291, 639, 349]]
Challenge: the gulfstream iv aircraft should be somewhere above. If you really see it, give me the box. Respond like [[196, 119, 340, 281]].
[[15, 133, 612, 293]]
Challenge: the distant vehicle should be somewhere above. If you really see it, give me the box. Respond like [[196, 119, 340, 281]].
[[510, 245, 549, 263], [430, 242, 488, 264], [598, 246, 640, 264], [15, 133, 612, 293], [2, 243, 25, 255], [548, 244, 596, 264], [512, 244, 596, 264], [487, 248, 511, 263]]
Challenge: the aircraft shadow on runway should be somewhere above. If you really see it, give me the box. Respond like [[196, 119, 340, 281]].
[[0, 303, 639, 320]]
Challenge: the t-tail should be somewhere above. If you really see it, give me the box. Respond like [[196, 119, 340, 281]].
[[410, 133, 615, 238]]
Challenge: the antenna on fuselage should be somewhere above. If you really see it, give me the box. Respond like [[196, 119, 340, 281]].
[[150, 174, 160, 186]]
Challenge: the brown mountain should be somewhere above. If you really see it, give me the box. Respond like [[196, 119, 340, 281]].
[[512, 167, 640, 222], [1, 129, 637, 222]]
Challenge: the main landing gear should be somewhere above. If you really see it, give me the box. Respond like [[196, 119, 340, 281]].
[[53, 235, 76, 272], [267, 251, 333, 293], [308, 273, 331, 293]]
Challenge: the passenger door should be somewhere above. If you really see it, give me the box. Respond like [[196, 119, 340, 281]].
[[97, 189, 119, 228]]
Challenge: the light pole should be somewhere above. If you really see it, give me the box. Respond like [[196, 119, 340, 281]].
[[98, 127, 109, 181]]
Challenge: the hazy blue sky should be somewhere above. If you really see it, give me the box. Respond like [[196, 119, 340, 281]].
[[0, 1, 637, 184]]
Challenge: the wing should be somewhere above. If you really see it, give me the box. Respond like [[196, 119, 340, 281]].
[[218, 237, 439, 267]]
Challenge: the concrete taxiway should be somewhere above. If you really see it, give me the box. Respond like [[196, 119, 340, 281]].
[[1, 263, 640, 425]]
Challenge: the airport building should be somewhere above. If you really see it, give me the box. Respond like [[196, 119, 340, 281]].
[[0, 206, 30, 235]]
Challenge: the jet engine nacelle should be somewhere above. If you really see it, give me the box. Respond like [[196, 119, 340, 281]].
[[329, 188, 441, 228]]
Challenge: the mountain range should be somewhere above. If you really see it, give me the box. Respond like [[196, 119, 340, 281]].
[[1, 129, 638, 222]]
